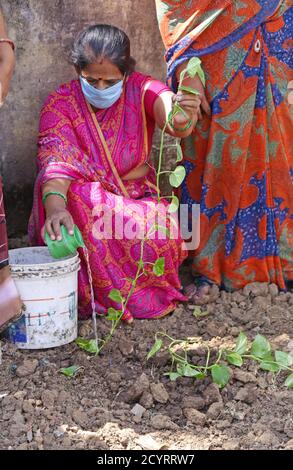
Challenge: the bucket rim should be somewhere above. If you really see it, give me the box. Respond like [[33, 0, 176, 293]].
[[8, 246, 80, 270]]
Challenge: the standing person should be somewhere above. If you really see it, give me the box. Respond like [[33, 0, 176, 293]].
[[155, 0, 293, 301], [29, 24, 202, 322], [0, 9, 22, 331]]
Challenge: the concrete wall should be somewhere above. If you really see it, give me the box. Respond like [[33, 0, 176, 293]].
[[0, 0, 166, 236]]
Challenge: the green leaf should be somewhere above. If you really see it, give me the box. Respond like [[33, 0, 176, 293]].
[[167, 110, 174, 124], [192, 306, 202, 318], [226, 353, 243, 367], [234, 332, 248, 355], [147, 339, 163, 360], [176, 143, 183, 163], [178, 85, 200, 96], [251, 335, 271, 359], [259, 353, 280, 372], [153, 257, 165, 277], [164, 372, 181, 381], [59, 365, 83, 378], [108, 289, 124, 303], [76, 337, 99, 354], [275, 351, 293, 370], [168, 195, 180, 213], [211, 364, 231, 388], [176, 363, 206, 379], [169, 166, 186, 188], [186, 57, 206, 86], [106, 308, 122, 321], [284, 373, 293, 388], [173, 103, 188, 119], [156, 225, 170, 238]]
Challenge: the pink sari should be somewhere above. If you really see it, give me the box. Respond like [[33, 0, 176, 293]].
[[29, 72, 187, 321]]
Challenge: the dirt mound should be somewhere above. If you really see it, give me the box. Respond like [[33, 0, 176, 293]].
[[0, 282, 293, 450]]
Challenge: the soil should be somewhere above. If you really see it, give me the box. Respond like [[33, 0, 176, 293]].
[[1, 245, 293, 450]]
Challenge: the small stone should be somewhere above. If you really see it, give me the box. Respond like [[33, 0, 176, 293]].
[[258, 431, 280, 448], [118, 339, 134, 356], [131, 404, 146, 419], [12, 409, 25, 426], [10, 423, 27, 438], [284, 420, 293, 438], [284, 439, 293, 450], [243, 282, 269, 297], [231, 327, 240, 337], [14, 391, 27, 400], [16, 359, 38, 377], [252, 296, 271, 308], [182, 396, 205, 410], [216, 419, 232, 430], [183, 408, 206, 426], [72, 409, 88, 428], [41, 390, 56, 408], [62, 437, 72, 448], [22, 400, 34, 414], [34, 429, 43, 444], [235, 386, 257, 404], [233, 370, 258, 383], [206, 402, 223, 420], [231, 292, 246, 303], [269, 284, 279, 297], [125, 373, 150, 403], [27, 430, 33, 442], [203, 383, 222, 405], [139, 392, 154, 409], [150, 383, 169, 404], [150, 414, 178, 430], [136, 435, 163, 451], [206, 322, 226, 337], [222, 439, 240, 450], [57, 391, 71, 403]]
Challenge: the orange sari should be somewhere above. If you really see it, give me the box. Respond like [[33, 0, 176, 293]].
[[156, 0, 293, 290]]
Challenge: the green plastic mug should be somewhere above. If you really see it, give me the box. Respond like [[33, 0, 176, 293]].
[[46, 224, 85, 259]]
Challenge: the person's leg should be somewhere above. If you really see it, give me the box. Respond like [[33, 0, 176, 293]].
[[0, 265, 23, 330], [0, 180, 22, 330]]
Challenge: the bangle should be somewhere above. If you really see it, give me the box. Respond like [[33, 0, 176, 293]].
[[0, 38, 15, 51], [42, 191, 67, 206], [169, 118, 193, 132]]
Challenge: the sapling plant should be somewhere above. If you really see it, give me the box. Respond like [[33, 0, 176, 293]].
[[147, 331, 293, 389], [72, 57, 204, 358]]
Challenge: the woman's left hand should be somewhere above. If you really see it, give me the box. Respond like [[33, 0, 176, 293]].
[[172, 90, 202, 126]]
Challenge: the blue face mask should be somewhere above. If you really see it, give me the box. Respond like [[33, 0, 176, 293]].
[[80, 76, 124, 109]]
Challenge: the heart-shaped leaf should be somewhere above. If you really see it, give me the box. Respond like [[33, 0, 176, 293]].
[[211, 364, 231, 388], [153, 257, 165, 277], [226, 353, 243, 367], [251, 335, 271, 359], [108, 289, 124, 303], [59, 365, 83, 378], [106, 308, 122, 321], [76, 338, 99, 354], [168, 195, 180, 213], [284, 373, 293, 388], [147, 339, 163, 360], [234, 332, 248, 355], [169, 166, 186, 188], [275, 351, 293, 370]]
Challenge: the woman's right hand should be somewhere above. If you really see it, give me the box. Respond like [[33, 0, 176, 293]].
[[41, 208, 74, 242]]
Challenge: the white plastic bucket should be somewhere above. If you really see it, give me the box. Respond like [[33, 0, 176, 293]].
[[7, 247, 80, 349]]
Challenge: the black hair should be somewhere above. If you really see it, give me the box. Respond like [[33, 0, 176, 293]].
[[70, 24, 136, 75]]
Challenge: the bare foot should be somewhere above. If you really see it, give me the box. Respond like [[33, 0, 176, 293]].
[[185, 283, 220, 305]]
